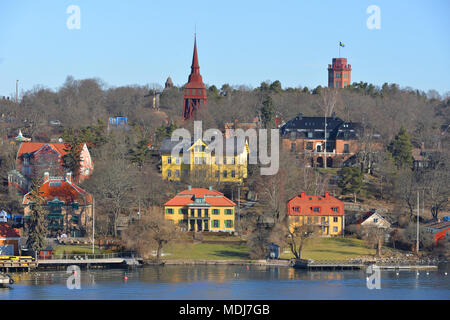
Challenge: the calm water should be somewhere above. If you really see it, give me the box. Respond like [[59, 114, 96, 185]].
[[1, 264, 449, 300]]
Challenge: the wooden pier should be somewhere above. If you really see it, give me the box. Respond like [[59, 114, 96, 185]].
[[36, 253, 143, 270], [292, 259, 439, 271]]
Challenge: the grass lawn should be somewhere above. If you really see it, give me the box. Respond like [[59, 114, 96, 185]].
[[162, 237, 375, 261], [280, 237, 376, 260], [163, 242, 250, 260]]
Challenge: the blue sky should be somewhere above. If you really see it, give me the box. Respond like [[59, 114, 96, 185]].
[[0, 0, 449, 97]]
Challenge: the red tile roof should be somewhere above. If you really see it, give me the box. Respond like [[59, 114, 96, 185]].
[[23, 178, 92, 205], [287, 192, 344, 216], [164, 188, 236, 207], [0, 223, 20, 238], [17, 142, 69, 158]]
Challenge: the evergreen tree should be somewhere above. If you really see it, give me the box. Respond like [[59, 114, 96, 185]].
[[338, 167, 365, 203], [260, 96, 275, 129], [61, 128, 83, 177], [26, 185, 48, 254], [387, 126, 413, 170], [128, 138, 150, 169]]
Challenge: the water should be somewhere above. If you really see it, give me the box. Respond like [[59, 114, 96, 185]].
[[1, 264, 449, 300]]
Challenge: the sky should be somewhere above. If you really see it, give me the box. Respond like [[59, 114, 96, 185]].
[[0, 0, 449, 98]]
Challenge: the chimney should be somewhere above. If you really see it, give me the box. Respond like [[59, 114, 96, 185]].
[[324, 192, 330, 198], [421, 142, 425, 150], [208, 186, 213, 191], [66, 172, 72, 183], [300, 192, 305, 198], [44, 172, 49, 182], [188, 185, 192, 190]]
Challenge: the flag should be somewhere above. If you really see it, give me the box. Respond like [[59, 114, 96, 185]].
[[339, 42, 345, 47]]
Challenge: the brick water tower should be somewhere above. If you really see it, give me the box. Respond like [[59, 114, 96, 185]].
[[328, 58, 351, 88]]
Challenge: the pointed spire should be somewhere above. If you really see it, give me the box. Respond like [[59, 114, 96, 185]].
[[191, 34, 200, 74]]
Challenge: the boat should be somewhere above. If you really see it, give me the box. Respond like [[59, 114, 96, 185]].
[[0, 273, 14, 288]]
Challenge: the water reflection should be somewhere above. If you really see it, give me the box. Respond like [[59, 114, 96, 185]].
[[1, 264, 449, 300]]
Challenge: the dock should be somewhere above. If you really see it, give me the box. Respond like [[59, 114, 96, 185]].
[[292, 259, 440, 271], [0, 256, 37, 272], [36, 253, 143, 270]]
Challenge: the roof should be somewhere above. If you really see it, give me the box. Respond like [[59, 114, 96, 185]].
[[159, 137, 247, 155], [23, 177, 92, 205], [17, 142, 69, 158], [287, 192, 344, 216], [0, 223, 20, 238], [164, 188, 236, 207], [424, 221, 450, 231], [280, 113, 361, 140]]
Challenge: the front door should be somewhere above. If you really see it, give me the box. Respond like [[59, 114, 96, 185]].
[[197, 219, 202, 231]]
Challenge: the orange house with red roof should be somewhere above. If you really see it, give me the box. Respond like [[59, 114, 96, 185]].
[[8, 142, 93, 194], [23, 172, 93, 237], [0, 223, 21, 255], [287, 192, 345, 236], [164, 186, 236, 232]]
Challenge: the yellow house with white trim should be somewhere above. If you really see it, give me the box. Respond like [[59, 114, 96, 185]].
[[159, 137, 249, 183], [163, 186, 236, 232]]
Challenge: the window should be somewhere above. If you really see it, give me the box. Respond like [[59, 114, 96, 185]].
[[307, 132, 313, 138], [225, 209, 233, 215], [332, 207, 339, 213], [313, 207, 320, 213], [194, 157, 199, 164], [215, 170, 219, 178], [306, 142, 313, 150], [291, 143, 296, 152], [167, 157, 172, 164], [197, 209, 202, 217], [166, 208, 174, 214], [167, 170, 172, 177], [223, 171, 228, 178], [175, 170, 180, 177], [179, 208, 188, 215], [231, 170, 235, 178], [333, 227, 338, 233], [314, 216, 319, 223], [293, 207, 300, 213], [212, 209, 220, 215], [373, 218, 379, 223], [344, 144, 349, 153], [307, 217, 312, 224], [175, 157, 180, 164], [190, 209, 195, 217], [225, 220, 233, 228], [204, 209, 209, 217], [344, 73, 348, 78], [230, 157, 235, 164], [333, 217, 339, 222], [213, 220, 220, 228]]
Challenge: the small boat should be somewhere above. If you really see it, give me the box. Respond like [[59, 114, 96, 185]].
[[0, 273, 14, 288]]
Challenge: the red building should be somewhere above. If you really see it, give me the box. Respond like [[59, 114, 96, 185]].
[[287, 192, 345, 236], [424, 221, 450, 245], [328, 58, 351, 88], [8, 142, 93, 194], [183, 36, 207, 120]]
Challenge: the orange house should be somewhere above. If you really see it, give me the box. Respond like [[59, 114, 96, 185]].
[[287, 192, 345, 236], [0, 223, 21, 255]]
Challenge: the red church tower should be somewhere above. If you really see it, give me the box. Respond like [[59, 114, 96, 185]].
[[183, 36, 207, 120]]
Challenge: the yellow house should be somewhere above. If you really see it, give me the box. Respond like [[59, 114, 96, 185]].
[[163, 186, 236, 232], [287, 192, 345, 236], [159, 137, 249, 183]]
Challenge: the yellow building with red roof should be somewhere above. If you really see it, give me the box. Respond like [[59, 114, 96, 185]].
[[287, 192, 345, 236], [163, 186, 236, 232]]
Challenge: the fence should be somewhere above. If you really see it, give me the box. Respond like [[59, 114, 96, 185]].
[[37, 252, 136, 261]]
